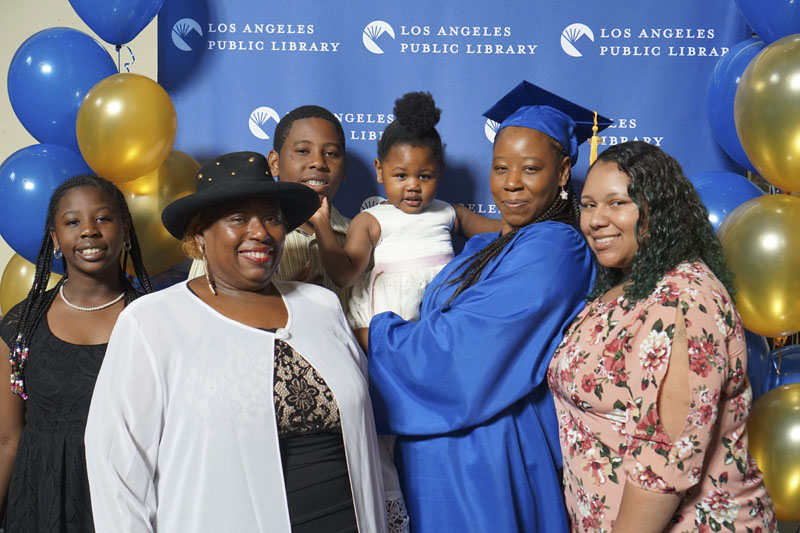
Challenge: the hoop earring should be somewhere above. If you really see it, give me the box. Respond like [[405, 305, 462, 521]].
[[201, 245, 217, 295], [559, 186, 569, 201], [123, 240, 132, 251], [53, 248, 62, 259]]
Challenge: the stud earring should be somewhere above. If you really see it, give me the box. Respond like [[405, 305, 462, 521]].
[[201, 245, 217, 295], [53, 248, 63, 259], [559, 186, 569, 201]]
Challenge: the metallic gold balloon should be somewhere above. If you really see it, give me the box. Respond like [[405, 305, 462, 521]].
[[0, 254, 61, 315], [735, 34, 800, 191], [76, 73, 177, 183], [118, 150, 199, 276], [718, 194, 800, 337], [747, 384, 800, 521]]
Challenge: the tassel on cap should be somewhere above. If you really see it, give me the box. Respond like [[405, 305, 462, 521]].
[[589, 111, 600, 165]]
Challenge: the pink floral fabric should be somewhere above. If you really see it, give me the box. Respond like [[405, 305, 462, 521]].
[[548, 261, 775, 533]]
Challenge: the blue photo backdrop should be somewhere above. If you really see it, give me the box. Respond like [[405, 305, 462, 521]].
[[158, 0, 750, 218]]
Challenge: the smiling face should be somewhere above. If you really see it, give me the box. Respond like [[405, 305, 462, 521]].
[[50, 186, 127, 278], [375, 144, 441, 214], [489, 126, 570, 234], [580, 160, 641, 271], [195, 198, 286, 292], [267, 117, 345, 203]]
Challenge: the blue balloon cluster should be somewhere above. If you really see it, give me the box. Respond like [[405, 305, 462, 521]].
[[0, 145, 91, 273], [706, 37, 764, 173], [68, 0, 165, 45], [767, 345, 800, 390], [8, 28, 117, 152], [688, 170, 764, 231], [745, 330, 772, 401], [735, 0, 800, 44]]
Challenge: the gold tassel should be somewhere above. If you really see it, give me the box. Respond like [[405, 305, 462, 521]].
[[589, 111, 600, 165]]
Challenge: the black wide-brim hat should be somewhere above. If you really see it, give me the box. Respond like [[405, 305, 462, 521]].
[[161, 151, 319, 239]]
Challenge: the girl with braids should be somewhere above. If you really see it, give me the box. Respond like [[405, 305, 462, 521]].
[[0, 174, 151, 532], [310, 91, 499, 532], [548, 141, 775, 532], [365, 81, 610, 533]]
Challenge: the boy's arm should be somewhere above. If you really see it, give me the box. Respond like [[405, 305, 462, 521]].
[[453, 204, 502, 238], [309, 199, 378, 287]]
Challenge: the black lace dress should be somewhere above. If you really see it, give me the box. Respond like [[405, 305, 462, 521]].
[[273, 338, 358, 533], [1, 299, 102, 532]]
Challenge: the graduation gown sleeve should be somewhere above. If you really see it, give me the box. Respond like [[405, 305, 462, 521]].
[[368, 222, 595, 436]]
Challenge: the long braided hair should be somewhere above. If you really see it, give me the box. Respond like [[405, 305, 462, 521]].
[[444, 131, 579, 304], [8, 175, 153, 398]]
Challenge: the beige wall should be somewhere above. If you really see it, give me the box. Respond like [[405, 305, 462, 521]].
[[0, 2, 158, 277]]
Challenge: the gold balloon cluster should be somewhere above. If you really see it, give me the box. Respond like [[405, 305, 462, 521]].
[[71, 72, 191, 276], [730, 34, 800, 523], [736, 35, 800, 192], [77, 73, 177, 182], [117, 150, 199, 275], [0, 254, 61, 314], [748, 384, 800, 521], [718, 195, 800, 337]]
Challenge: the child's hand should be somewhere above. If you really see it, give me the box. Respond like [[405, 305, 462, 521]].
[[309, 197, 331, 229], [292, 260, 324, 286]]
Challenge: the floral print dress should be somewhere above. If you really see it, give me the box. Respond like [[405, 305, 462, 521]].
[[548, 261, 775, 533]]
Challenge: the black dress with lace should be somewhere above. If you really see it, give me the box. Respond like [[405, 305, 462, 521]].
[[273, 339, 358, 533], [1, 298, 102, 532]]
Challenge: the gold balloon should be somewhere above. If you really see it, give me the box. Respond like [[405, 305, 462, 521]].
[[118, 150, 199, 276], [76, 73, 177, 183], [735, 34, 800, 192], [718, 194, 800, 337], [0, 254, 61, 315], [747, 384, 800, 521]]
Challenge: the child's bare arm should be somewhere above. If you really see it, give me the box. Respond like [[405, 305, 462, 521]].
[[453, 204, 502, 238], [310, 200, 379, 287]]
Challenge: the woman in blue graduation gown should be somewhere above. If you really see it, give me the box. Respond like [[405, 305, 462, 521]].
[[368, 81, 611, 532]]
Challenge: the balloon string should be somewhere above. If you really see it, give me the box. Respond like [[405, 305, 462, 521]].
[[774, 335, 787, 375], [122, 46, 135, 73], [115, 45, 122, 73]]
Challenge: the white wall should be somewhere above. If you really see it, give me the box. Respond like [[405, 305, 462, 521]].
[[0, 2, 158, 277]]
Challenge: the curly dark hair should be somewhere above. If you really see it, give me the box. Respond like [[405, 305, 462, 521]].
[[272, 105, 345, 154], [377, 91, 444, 164], [587, 141, 734, 303]]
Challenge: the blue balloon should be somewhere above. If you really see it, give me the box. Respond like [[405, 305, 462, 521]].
[[0, 144, 91, 272], [68, 0, 165, 45], [688, 170, 764, 231], [767, 344, 800, 390], [735, 0, 800, 44], [745, 330, 772, 401], [706, 37, 764, 173], [7, 28, 117, 152]]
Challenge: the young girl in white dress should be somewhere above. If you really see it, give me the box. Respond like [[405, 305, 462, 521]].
[[309, 91, 500, 531]]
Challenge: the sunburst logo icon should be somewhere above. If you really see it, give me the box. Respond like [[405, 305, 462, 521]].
[[362, 21, 395, 54], [484, 119, 500, 143], [249, 107, 281, 140], [561, 23, 594, 57], [360, 196, 385, 211], [171, 18, 203, 52]]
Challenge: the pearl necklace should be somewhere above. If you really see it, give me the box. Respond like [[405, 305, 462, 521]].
[[59, 280, 125, 312]]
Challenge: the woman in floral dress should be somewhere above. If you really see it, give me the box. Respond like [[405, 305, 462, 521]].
[[548, 141, 775, 533]]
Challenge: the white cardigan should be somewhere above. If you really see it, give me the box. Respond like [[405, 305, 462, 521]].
[[85, 280, 387, 533]]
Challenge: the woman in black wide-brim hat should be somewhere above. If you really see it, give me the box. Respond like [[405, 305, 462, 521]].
[[84, 151, 387, 533]]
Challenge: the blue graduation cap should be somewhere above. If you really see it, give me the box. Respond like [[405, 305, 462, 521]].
[[483, 81, 613, 165]]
